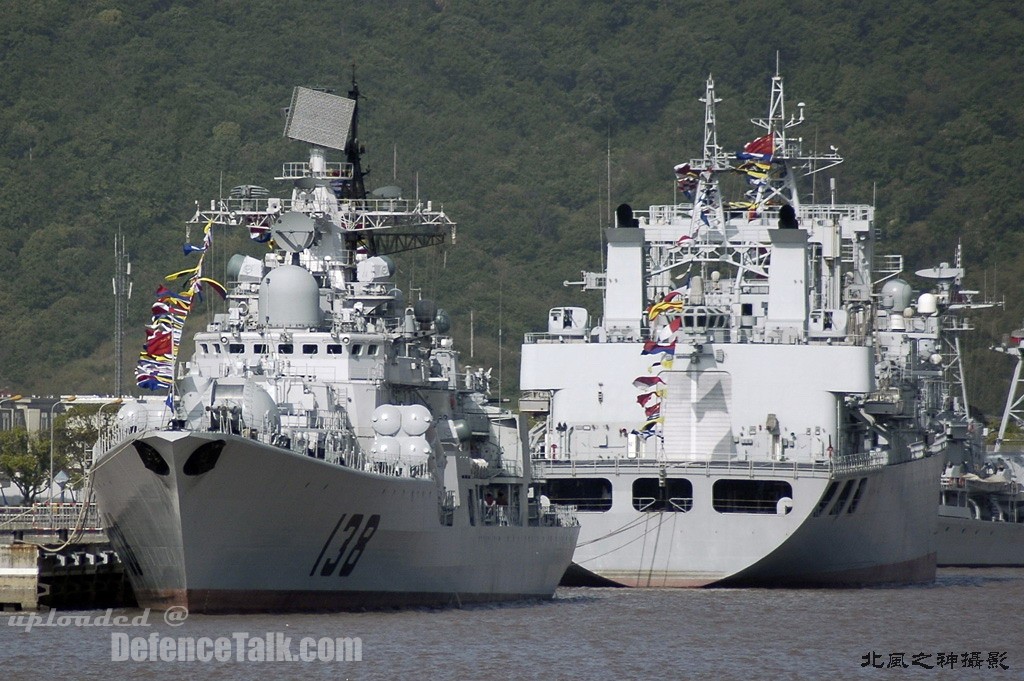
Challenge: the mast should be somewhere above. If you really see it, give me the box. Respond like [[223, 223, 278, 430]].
[[700, 74, 722, 163], [689, 76, 727, 238], [345, 73, 368, 202], [113, 228, 132, 397]]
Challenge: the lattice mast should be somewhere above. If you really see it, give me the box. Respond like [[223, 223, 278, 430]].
[[112, 228, 132, 396]]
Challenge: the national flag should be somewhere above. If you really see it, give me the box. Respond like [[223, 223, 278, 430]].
[[736, 133, 774, 162], [146, 331, 173, 357]]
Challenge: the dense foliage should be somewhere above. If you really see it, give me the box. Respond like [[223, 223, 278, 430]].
[[1, 0, 1022, 416]]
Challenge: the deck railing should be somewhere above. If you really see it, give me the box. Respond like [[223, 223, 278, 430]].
[[0, 503, 103, 531]]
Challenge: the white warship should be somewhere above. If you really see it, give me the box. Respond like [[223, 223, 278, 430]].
[[519, 71, 951, 587], [91, 84, 578, 612]]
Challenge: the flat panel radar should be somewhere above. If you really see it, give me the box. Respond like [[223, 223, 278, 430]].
[[283, 87, 355, 151]]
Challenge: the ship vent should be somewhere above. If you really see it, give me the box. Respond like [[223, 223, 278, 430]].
[[183, 440, 225, 476], [132, 441, 170, 476]]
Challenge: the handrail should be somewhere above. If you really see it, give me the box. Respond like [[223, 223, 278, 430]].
[[0, 503, 103, 531], [531, 456, 835, 478]]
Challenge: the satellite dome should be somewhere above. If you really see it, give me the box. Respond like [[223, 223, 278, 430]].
[[880, 279, 913, 311]]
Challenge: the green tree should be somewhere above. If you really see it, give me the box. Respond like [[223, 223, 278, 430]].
[[51, 406, 111, 496], [0, 427, 49, 505]]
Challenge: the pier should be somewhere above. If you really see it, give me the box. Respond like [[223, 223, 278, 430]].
[[0, 503, 134, 610]]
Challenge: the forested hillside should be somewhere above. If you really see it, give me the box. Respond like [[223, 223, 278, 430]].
[[1, 0, 1022, 415]]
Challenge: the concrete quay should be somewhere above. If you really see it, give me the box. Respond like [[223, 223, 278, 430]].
[[0, 504, 135, 610]]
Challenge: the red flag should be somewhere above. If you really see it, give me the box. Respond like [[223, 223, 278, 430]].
[[146, 331, 173, 357], [743, 134, 774, 156]]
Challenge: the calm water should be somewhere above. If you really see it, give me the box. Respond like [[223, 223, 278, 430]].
[[2, 568, 1023, 680]]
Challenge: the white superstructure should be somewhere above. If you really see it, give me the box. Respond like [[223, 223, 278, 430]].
[[520, 71, 951, 587]]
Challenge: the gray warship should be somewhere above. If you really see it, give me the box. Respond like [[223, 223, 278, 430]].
[[937, 321, 1024, 566], [91, 84, 578, 612], [520, 71, 952, 587]]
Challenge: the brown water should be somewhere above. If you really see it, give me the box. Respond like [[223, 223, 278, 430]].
[[2, 569, 1022, 680]]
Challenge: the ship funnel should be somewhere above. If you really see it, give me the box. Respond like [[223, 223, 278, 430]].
[[616, 203, 639, 228], [778, 204, 798, 229]]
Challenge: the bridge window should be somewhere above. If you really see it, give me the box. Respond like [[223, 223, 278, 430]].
[[632, 478, 693, 511], [327, 344, 344, 354], [302, 344, 319, 354], [278, 343, 293, 354], [713, 479, 793, 514], [228, 343, 244, 354]]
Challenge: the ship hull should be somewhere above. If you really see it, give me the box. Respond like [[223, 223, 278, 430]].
[[538, 453, 944, 588], [936, 514, 1024, 567], [92, 431, 578, 613]]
